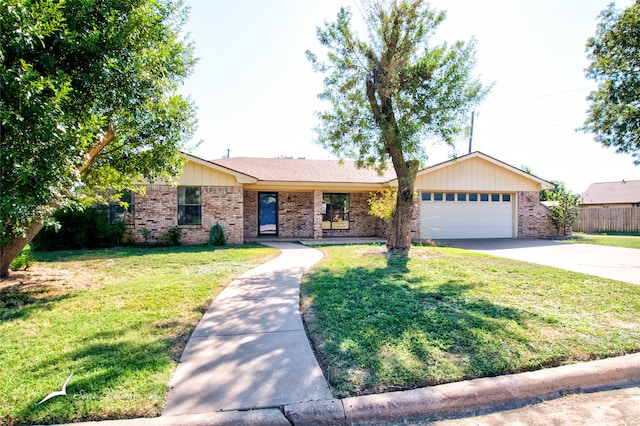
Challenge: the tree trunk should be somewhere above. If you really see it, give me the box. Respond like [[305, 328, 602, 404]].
[[386, 162, 416, 254], [387, 187, 415, 253], [0, 221, 45, 279]]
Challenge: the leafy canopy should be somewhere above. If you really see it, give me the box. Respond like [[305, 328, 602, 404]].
[[0, 0, 197, 244], [307, 0, 488, 174], [583, 1, 640, 164]]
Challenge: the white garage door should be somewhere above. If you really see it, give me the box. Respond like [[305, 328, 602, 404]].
[[420, 192, 513, 239]]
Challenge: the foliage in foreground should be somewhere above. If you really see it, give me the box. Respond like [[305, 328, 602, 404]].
[[582, 1, 640, 164], [301, 245, 640, 397], [0, 244, 276, 425], [0, 0, 197, 277]]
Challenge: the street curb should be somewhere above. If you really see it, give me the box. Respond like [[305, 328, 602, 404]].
[[65, 352, 640, 425], [284, 352, 640, 425]]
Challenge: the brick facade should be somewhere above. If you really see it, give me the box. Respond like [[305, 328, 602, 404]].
[[278, 191, 315, 238], [243, 190, 258, 238], [313, 190, 323, 239], [130, 187, 558, 245], [132, 185, 244, 245], [517, 191, 561, 238], [242, 190, 386, 240]]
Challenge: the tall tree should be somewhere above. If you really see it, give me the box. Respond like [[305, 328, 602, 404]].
[[583, 1, 640, 164], [0, 0, 197, 278], [307, 0, 488, 253]]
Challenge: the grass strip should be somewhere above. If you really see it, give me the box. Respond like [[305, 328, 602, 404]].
[[568, 233, 640, 249], [301, 245, 640, 397], [0, 244, 277, 425]]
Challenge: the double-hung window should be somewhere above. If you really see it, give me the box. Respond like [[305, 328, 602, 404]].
[[178, 186, 202, 225]]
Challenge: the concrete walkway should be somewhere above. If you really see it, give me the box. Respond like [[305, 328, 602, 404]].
[[163, 242, 331, 416], [444, 238, 640, 285]]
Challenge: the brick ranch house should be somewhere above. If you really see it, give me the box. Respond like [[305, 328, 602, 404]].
[[118, 151, 557, 244]]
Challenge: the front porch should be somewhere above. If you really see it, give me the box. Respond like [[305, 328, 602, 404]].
[[242, 190, 386, 241]]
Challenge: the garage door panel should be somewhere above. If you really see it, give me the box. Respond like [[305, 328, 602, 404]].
[[420, 195, 513, 239]]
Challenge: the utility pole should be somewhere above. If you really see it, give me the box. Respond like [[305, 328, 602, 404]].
[[223, 147, 231, 158], [468, 111, 475, 154]]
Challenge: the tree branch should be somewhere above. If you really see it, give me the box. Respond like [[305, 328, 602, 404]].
[[79, 122, 115, 173]]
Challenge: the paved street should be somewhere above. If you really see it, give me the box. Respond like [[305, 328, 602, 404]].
[[429, 385, 640, 426]]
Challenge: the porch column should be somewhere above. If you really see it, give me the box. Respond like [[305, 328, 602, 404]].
[[313, 190, 323, 239]]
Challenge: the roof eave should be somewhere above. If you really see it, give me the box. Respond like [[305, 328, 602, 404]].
[[180, 152, 258, 184], [244, 180, 394, 190]]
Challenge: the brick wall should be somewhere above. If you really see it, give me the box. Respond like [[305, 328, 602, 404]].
[[517, 191, 560, 238], [278, 191, 315, 238], [313, 190, 323, 239], [243, 190, 258, 238], [132, 185, 244, 245]]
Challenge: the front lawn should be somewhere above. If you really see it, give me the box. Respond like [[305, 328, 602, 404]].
[[0, 244, 277, 425], [301, 245, 640, 397], [568, 233, 640, 249]]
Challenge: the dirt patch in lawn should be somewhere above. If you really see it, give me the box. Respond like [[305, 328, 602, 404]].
[[0, 264, 100, 311]]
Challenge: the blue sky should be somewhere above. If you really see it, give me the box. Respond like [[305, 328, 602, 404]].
[[180, 0, 639, 193]]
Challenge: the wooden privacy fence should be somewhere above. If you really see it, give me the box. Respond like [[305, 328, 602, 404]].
[[574, 207, 640, 233]]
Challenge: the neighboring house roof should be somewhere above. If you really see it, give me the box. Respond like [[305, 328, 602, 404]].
[[211, 157, 397, 184], [580, 180, 640, 205]]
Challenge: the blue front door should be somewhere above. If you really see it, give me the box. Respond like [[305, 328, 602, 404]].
[[258, 192, 278, 235]]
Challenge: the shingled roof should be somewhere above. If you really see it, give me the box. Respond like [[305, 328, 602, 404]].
[[211, 157, 396, 184], [580, 180, 640, 205]]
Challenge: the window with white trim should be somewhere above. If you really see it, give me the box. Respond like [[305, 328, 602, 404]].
[[178, 186, 202, 225]]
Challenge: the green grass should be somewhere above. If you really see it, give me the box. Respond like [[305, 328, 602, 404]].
[[301, 245, 640, 397], [567, 233, 640, 249], [0, 244, 277, 425]]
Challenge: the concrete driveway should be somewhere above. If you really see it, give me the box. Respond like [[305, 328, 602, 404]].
[[443, 239, 640, 286]]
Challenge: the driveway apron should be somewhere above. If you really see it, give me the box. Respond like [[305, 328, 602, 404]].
[[162, 242, 331, 416], [445, 239, 640, 285]]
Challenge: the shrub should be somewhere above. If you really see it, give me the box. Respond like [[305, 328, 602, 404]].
[[10, 248, 35, 271], [167, 225, 182, 246], [209, 224, 226, 246], [541, 180, 580, 236], [367, 188, 397, 222], [32, 208, 128, 251], [138, 228, 152, 246]]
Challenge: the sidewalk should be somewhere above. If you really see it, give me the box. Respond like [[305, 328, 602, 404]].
[[163, 242, 332, 415]]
